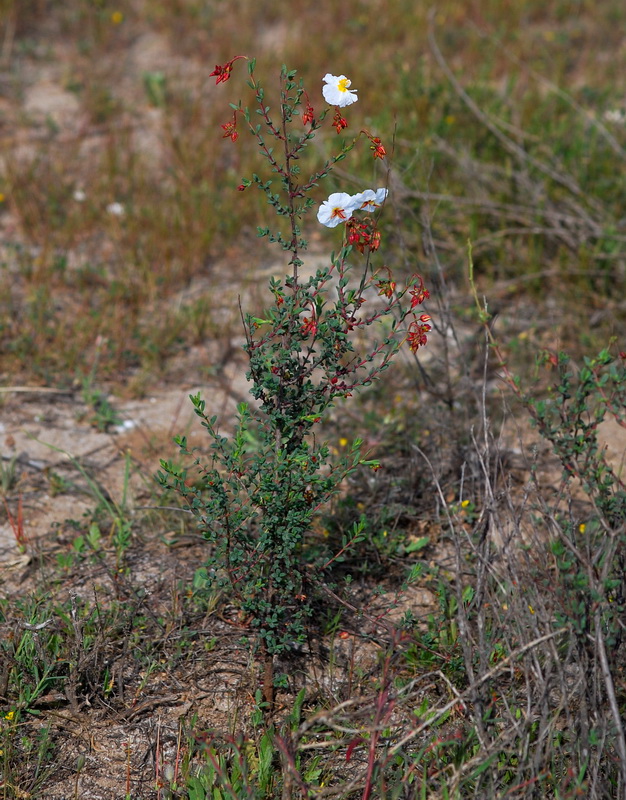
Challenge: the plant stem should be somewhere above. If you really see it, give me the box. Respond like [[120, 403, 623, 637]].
[[261, 638, 275, 713]]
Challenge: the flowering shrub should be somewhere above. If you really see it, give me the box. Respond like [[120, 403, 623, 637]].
[[158, 58, 430, 707]]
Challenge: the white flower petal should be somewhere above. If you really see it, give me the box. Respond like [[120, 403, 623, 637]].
[[351, 187, 388, 212], [317, 192, 356, 227]]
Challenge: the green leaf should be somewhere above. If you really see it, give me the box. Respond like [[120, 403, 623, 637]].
[[469, 752, 498, 779], [405, 536, 430, 553]]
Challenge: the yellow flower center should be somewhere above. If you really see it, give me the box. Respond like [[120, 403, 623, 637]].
[[337, 78, 351, 93], [331, 206, 347, 219]]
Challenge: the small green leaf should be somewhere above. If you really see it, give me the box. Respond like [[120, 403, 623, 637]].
[[405, 536, 430, 553]]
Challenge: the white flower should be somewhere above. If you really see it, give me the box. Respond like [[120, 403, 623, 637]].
[[322, 74, 358, 108], [603, 109, 626, 124], [351, 188, 388, 213], [317, 192, 357, 227], [114, 419, 136, 433], [106, 202, 125, 216], [73, 189, 86, 202]]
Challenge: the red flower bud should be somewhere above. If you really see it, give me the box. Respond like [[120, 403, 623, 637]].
[[302, 104, 315, 126], [221, 111, 239, 142], [209, 55, 246, 84], [332, 110, 348, 133], [370, 137, 387, 159]]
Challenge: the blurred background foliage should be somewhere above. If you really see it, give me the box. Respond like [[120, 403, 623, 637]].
[[1, 0, 625, 387]]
